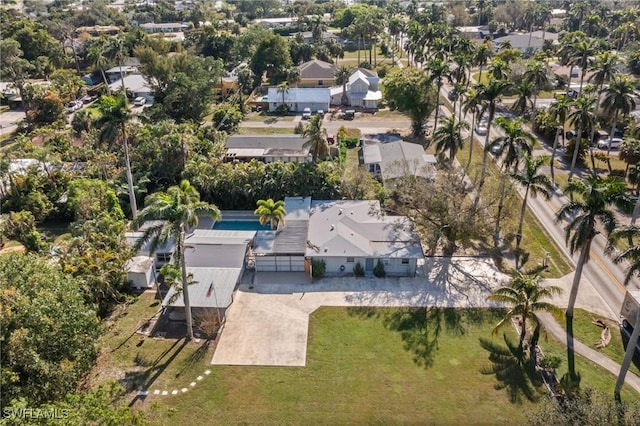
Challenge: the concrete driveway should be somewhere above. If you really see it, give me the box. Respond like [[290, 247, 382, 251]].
[[211, 257, 509, 367]]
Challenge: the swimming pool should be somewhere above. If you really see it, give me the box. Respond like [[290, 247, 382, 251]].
[[212, 220, 271, 231]]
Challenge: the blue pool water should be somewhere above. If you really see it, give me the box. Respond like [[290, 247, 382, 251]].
[[212, 220, 270, 231]]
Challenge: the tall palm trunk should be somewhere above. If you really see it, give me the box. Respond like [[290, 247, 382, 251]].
[[631, 196, 640, 225], [566, 239, 591, 381], [615, 312, 640, 401], [516, 185, 530, 249], [466, 109, 476, 171], [179, 230, 195, 340], [122, 124, 138, 220], [477, 104, 496, 192], [433, 79, 442, 134], [550, 125, 562, 185], [607, 114, 618, 157], [568, 128, 583, 181], [493, 174, 508, 247], [588, 83, 605, 174], [101, 68, 111, 96]]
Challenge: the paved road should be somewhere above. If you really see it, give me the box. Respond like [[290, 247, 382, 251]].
[[0, 109, 25, 135]]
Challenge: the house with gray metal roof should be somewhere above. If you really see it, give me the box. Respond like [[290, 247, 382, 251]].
[[162, 229, 255, 323], [267, 87, 330, 113], [225, 135, 312, 163], [361, 137, 436, 186]]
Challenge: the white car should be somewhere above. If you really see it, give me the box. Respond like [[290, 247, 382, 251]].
[[302, 108, 312, 119], [133, 97, 146, 106], [475, 121, 488, 135], [597, 137, 623, 150]]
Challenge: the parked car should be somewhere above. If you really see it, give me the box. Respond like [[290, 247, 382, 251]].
[[302, 107, 312, 119], [344, 109, 355, 120], [317, 109, 324, 117], [597, 137, 623, 150], [66, 100, 83, 113], [133, 97, 146, 106]]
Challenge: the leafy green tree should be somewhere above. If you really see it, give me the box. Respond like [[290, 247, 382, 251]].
[[0, 210, 47, 253], [254, 199, 286, 230], [383, 68, 437, 138], [58, 213, 130, 317], [556, 176, 631, 386], [66, 179, 124, 221], [0, 39, 34, 112], [22, 85, 66, 129], [211, 102, 243, 134], [511, 155, 554, 249], [250, 33, 292, 85], [487, 272, 562, 348], [302, 115, 329, 163], [86, 36, 113, 95], [134, 180, 221, 340], [0, 253, 101, 406]]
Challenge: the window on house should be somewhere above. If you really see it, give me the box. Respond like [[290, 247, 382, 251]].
[[346, 257, 355, 263], [383, 259, 390, 265], [157, 253, 172, 263], [318, 80, 323, 86], [401, 259, 410, 264]]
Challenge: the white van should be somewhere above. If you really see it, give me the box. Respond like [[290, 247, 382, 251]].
[[302, 107, 312, 119], [134, 97, 146, 106]]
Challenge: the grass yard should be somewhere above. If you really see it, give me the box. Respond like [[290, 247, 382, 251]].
[[93, 292, 216, 394], [550, 308, 640, 378], [146, 308, 545, 424], [141, 307, 640, 424], [237, 127, 296, 135], [243, 112, 296, 122]]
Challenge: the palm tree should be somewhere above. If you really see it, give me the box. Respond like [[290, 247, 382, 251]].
[[607, 225, 640, 401], [488, 117, 534, 247], [474, 42, 493, 84], [433, 116, 468, 162], [548, 97, 573, 184], [601, 75, 637, 155], [512, 155, 554, 249], [462, 86, 485, 171], [335, 66, 351, 106], [276, 82, 289, 109], [94, 94, 137, 219], [489, 117, 535, 174], [476, 78, 513, 192], [254, 199, 286, 230], [134, 180, 221, 340], [510, 80, 534, 117], [555, 175, 630, 383], [567, 94, 597, 180], [488, 58, 510, 81], [427, 58, 450, 135], [86, 37, 112, 95], [523, 60, 550, 126], [566, 36, 599, 95], [487, 272, 562, 348], [302, 115, 328, 163], [586, 51, 620, 154], [286, 67, 301, 88]]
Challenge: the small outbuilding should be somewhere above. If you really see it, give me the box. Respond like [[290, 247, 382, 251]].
[[126, 256, 156, 290]]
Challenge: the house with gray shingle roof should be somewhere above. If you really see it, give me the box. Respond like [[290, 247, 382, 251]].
[[298, 59, 339, 88], [225, 135, 312, 163], [361, 137, 436, 186]]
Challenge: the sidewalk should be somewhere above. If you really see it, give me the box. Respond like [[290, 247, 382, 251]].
[[537, 312, 640, 394]]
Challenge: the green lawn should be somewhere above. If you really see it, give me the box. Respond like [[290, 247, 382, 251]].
[[243, 112, 295, 122], [237, 127, 296, 135], [147, 308, 545, 424], [142, 307, 640, 424], [550, 308, 640, 378]]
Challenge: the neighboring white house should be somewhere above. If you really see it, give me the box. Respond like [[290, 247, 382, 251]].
[[126, 256, 156, 290], [225, 135, 312, 163], [267, 87, 330, 113], [361, 137, 436, 186], [140, 22, 188, 33], [108, 74, 154, 103], [329, 69, 382, 109], [305, 199, 423, 276]]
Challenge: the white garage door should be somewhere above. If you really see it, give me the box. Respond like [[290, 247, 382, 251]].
[[256, 256, 305, 272]]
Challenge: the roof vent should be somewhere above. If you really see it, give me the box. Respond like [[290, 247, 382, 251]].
[[339, 208, 343, 215], [350, 211, 354, 215], [324, 247, 328, 252], [330, 224, 335, 230]]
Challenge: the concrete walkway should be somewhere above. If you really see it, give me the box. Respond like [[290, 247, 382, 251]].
[[212, 257, 510, 367], [537, 312, 640, 394]]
